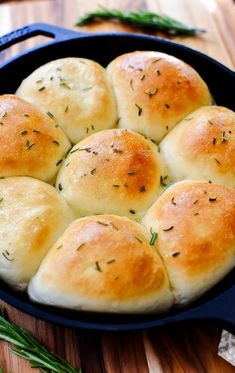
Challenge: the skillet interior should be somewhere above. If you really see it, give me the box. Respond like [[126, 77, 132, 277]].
[[0, 31, 235, 331]]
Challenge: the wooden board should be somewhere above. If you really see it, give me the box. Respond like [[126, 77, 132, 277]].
[[0, 0, 235, 372]]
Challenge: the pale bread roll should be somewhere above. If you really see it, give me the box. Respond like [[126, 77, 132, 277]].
[[0, 95, 70, 182], [28, 215, 174, 313], [56, 128, 168, 219], [107, 51, 212, 143], [142, 180, 235, 305], [0, 177, 74, 291], [16, 57, 118, 144], [160, 106, 235, 187]]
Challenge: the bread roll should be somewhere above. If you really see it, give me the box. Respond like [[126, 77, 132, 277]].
[[16, 57, 117, 144], [107, 51, 212, 143], [160, 106, 235, 187], [142, 180, 235, 305], [28, 215, 173, 313], [56, 128, 167, 219], [0, 95, 70, 182], [0, 177, 74, 291]]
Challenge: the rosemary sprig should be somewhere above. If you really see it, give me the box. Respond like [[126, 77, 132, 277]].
[[76, 6, 205, 36], [0, 307, 81, 372]]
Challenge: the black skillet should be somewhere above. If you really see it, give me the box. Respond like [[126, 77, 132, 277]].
[[0, 23, 235, 332]]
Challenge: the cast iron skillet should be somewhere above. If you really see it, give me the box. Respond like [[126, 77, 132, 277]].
[[0, 23, 235, 332]]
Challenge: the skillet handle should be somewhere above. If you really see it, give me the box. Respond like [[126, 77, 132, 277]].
[[176, 284, 235, 334], [0, 23, 83, 52]]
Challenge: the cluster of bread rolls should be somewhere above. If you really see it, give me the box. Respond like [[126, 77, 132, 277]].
[[0, 51, 233, 314]]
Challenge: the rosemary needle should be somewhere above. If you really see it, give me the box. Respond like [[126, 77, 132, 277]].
[[76, 6, 205, 36], [0, 307, 82, 373]]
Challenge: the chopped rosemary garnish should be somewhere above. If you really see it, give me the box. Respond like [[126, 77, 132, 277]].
[[213, 157, 221, 165], [82, 87, 93, 91], [172, 252, 180, 257], [38, 86, 45, 91], [129, 209, 136, 214], [135, 103, 142, 116], [193, 200, 199, 204], [160, 175, 168, 187], [97, 221, 109, 226], [152, 58, 162, 63], [32, 129, 40, 133], [2, 250, 14, 261], [144, 87, 158, 98], [91, 124, 95, 130], [56, 159, 63, 166], [25, 139, 35, 150], [90, 168, 96, 175], [56, 244, 63, 250], [171, 197, 176, 205], [140, 185, 146, 193], [209, 197, 217, 202], [130, 79, 134, 91], [212, 138, 216, 145], [47, 111, 54, 119], [20, 130, 28, 135], [113, 184, 119, 188], [165, 103, 170, 108], [60, 82, 71, 89], [110, 222, 119, 230], [135, 236, 143, 243], [113, 148, 123, 153], [163, 226, 174, 231], [58, 183, 63, 191], [208, 120, 213, 125], [221, 131, 228, 143], [77, 243, 85, 251], [95, 261, 102, 272], [65, 105, 69, 113], [52, 140, 60, 146], [140, 74, 145, 81], [128, 171, 136, 175], [70, 147, 91, 154], [107, 259, 115, 264], [184, 117, 193, 121], [24, 113, 30, 118], [36, 79, 43, 83], [150, 229, 158, 246]]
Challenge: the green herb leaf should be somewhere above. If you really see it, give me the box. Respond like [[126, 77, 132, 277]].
[[0, 307, 81, 372], [76, 7, 205, 36], [150, 230, 158, 246]]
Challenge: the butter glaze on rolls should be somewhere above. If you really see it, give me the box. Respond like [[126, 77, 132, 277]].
[[0, 95, 70, 182], [56, 128, 168, 219], [28, 215, 174, 313], [142, 180, 235, 306], [0, 177, 74, 291], [160, 106, 235, 187], [16, 57, 118, 144], [107, 51, 212, 143]]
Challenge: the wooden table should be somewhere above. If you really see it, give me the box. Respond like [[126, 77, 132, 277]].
[[0, 0, 235, 372]]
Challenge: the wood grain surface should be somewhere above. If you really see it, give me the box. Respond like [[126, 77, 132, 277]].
[[0, 0, 235, 372]]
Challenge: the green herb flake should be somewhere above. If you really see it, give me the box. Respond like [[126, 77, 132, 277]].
[[56, 159, 63, 167], [209, 197, 217, 202], [165, 103, 170, 109], [0, 197, 4, 203], [82, 86, 93, 91], [25, 139, 36, 150], [172, 252, 180, 257], [140, 74, 145, 81], [128, 170, 136, 175], [97, 221, 109, 226], [56, 244, 63, 250], [36, 79, 43, 83], [212, 138, 216, 145], [38, 86, 46, 92], [90, 168, 96, 175], [150, 230, 158, 246], [113, 148, 123, 153], [221, 131, 228, 143], [160, 175, 168, 187], [91, 124, 95, 130], [129, 209, 136, 214], [163, 226, 174, 231], [135, 103, 142, 116], [208, 120, 213, 125], [135, 236, 143, 243], [171, 196, 176, 205], [65, 105, 69, 113], [107, 259, 115, 264], [130, 79, 134, 91], [140, 185, 146, 193], [95, 261, 102, 272], [20, 129, 28, 135], [152, 58, 162, 63], [52, 140, 60, 146], [58, 183, 63, 191], [113, 184, 120, 188], [193, 200, 199, 205], [110, 222, 119, 230], [2, 250, 14, 261], [213, 157, 221, 165], [60, 82, 71, 89], [23, 113, 30, 118], [77, 243, 85, 251]]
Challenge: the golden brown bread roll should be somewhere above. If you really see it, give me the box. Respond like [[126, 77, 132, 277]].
[[16, 57, 118, 144], [160, 106, 235, 187], [107, 51, 212, 143], [28, 215, 174, 313], [0, 177, 74, 291], [0, 94, 70, 182], [142, 180, 235, 305], [56, 128, 168, 219]]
